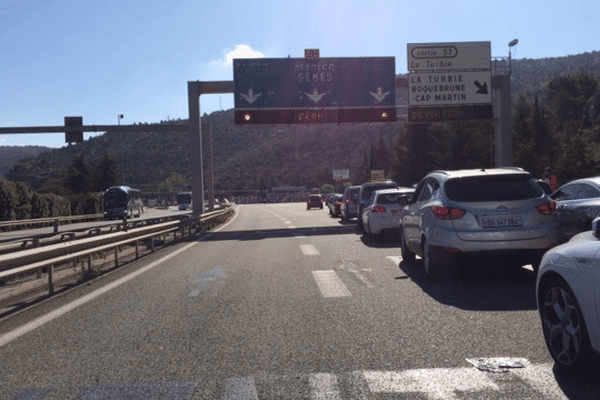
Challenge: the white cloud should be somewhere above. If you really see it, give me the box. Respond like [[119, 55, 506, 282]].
[[198, 44, 265, 82], [222, 44, 264, 67]]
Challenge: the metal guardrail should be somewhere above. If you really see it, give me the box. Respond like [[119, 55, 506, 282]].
[[0, 205, 234, 311], [0, 213, 104, 229]]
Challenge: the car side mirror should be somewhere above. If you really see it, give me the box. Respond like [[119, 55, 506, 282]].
[[593, 217, 600, 238]]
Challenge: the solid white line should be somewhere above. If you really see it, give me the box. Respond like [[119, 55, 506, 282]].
[[312, 270, 351, 298], [0, 242, 198, 348], [0, 207, 241, 347]]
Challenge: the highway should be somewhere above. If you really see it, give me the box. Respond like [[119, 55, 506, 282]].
[[0, 203, 598, 399], [0, 206, 188, 243]]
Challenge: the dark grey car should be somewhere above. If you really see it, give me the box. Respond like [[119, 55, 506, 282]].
[[341, 186, 361, 222], [551, 177, 600, 241]]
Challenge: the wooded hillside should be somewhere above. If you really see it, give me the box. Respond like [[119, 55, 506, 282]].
[[3, 50, 600, 194]]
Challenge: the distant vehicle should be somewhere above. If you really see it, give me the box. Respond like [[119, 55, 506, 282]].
[[307, 194, 323, 210], [103, 186, 144, 219], [550, 177, 600, 242], [341, 185, 361, 222], [357, 180, 399, 230], [361, 188, 415, 238], [400, 168, 558, 279], [327, 194, 343, 217], [176, 191, 193, 210], [537, 216, 600, 372]]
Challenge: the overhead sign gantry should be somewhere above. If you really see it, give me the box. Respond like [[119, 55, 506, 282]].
[[407, 41, 493, 122], [233, 57, 396, 124]]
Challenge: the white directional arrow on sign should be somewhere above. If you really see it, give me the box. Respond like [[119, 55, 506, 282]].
[[305, 88, 330, 104], [240, 89, 262, 105], [369, 87, 391, 102]]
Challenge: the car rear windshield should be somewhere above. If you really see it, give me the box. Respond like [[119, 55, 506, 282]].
[[444, 174, 543, 202], [363, 184, 397, 199], [377, 193, 404, 204]]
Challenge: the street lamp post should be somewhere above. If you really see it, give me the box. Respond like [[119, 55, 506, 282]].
[[118, 114, 124, 185], [508, 39, 518, 76]]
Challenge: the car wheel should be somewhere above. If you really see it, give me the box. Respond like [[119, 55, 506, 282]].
[[400, 229, 415, 262], [422, 239, 440, 280], [540, 276, 596, 372]]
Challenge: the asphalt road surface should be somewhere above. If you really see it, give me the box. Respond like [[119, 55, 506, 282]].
[[0, 203, 598, 399]]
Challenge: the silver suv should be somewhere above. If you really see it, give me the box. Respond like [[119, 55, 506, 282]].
[[400, 168, 559, 279]]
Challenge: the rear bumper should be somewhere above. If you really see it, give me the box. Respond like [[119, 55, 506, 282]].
[[429, 245, 555, 267], [368, 215, 401, 234]]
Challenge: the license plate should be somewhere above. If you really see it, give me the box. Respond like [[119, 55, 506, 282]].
[[481, 215, 523, 228]]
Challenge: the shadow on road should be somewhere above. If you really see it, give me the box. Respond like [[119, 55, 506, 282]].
[[397, 258, 538, 311], [359, 231, 402, 249], [198, 225, 358, 241], [553, 363, 600, 399]]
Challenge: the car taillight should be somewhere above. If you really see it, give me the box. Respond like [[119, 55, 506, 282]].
[[430, 206, 466, 220], [372, 205, 386, 213], [536, 201, 556, 215], [345, 198, 350, 204]]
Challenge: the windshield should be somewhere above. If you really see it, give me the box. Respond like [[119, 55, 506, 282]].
[[177, 193, 192, 203], [445, 174, 543, 202], [103, 189, 127, 207]]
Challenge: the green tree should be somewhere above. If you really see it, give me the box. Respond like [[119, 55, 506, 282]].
[[65, 154, 91, 194], [320, 184, 335, 194], [14, 182, 33, 220], [357, 148, 371, 183], [530, 96, 554, 175], [512, 93, 535, 172], [390, 126, 410, 185], [92, 151, 117, 192], [546, 70, 598, 130], [0, 178, 18, 221]]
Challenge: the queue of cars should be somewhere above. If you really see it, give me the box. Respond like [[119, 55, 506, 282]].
[[311, 169, 600, 372]]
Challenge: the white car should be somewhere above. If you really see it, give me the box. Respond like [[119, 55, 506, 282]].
[[536, 216, 600, 372], [362, 188, 414, 238]]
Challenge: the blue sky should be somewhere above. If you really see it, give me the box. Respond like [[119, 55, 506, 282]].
[[2, 0, 599, 148]]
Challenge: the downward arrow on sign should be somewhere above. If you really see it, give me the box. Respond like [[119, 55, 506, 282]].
[[241, 89, 262, 104], [474, 81, 488, 94]]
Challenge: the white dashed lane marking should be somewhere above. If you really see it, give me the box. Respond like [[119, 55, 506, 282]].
[[300, 244, 320, 256], [312, 270, 352, 298]]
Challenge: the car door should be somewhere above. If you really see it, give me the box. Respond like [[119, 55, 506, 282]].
[[552, 183, 584, 240], [363, 192, 377, 230], [571, 183, 600, 232], [402, 178, 438, 254]]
